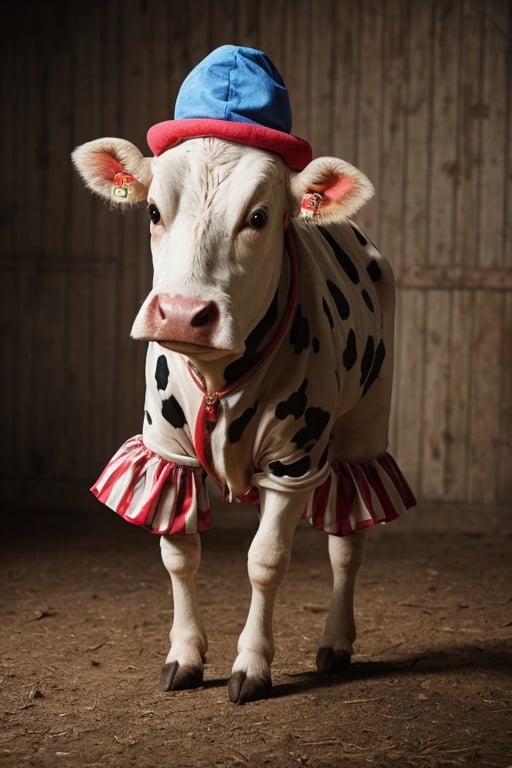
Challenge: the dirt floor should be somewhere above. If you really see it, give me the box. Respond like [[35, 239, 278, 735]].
[[1, 494, 511, 768]]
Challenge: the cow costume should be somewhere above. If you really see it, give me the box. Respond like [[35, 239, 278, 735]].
[[91, 46, 415, 535], [73, 45, 416, 703], [94, 222, 413, 535]]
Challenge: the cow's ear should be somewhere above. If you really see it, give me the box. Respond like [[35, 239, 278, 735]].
[[289, 157, 374, 224], [71, 138, 152, 206]]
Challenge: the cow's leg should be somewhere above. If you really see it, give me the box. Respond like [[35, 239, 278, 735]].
[[316, 528, 368, 674], [159, 533, 208, 691], [317, 254, 392, 672], [228, 488, 308, 704]]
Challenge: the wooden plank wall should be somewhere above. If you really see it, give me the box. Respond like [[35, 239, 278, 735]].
[[1, 0, 511, 509]]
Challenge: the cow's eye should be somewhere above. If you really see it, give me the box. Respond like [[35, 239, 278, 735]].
[[148, 204, 161, 224], [248, 209, 268, 230]]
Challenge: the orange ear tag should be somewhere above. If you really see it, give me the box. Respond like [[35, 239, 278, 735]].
[[300, 192, 323, 220], [112, 171, 135, 200]]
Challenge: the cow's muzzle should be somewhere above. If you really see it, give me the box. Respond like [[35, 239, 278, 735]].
[[131, 292, 220, 347]]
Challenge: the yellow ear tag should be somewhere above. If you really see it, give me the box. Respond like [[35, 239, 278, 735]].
[[112, 171, 135, 200]]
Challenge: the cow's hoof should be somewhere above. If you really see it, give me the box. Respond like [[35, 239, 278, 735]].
[[159, 661, 203, 691], [316, 647, 351, 676], [227, 670, 272, 704]]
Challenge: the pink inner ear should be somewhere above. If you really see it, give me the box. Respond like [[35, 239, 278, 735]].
[[99, 152, 126, 182], [313, 173, 355, 202], [325, 175, 355, 200]]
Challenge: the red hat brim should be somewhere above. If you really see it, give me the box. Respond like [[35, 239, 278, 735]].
[[147, 118, 312, 171]]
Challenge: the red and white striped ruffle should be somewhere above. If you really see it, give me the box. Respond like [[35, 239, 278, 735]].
[[303, 452, 416, 535], [92, 437, 414, 537], [90, 435, 212, 535]]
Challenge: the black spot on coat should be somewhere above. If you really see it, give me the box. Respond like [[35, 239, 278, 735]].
[[248, 290, 279, 348], [145, 410, 152, 426], [319, 227, 360, 283], [269, 455, 311, 478], [362, 340, 386, 395], [343, 329, 357, 371], [327, 279, 350, 321], [351, 224, 368, 247], [224, 351, 257, 385], [292, 406, 330, 451], [228, 403, 258, 443], [367, 260, 382, 282], [361, 288, 374, 312], [162, 396, 187, 428], [289, 304, 309, 353], [224, 291, 279, 384], [322, 297, 334, 330], [275, 379, 308, 420], [155, 355, 170, 390]]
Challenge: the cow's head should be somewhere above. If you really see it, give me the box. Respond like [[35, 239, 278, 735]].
[[72, 137, 373, 370]]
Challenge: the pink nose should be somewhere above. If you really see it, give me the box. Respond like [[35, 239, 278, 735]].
[[150, 293, 219, 345]]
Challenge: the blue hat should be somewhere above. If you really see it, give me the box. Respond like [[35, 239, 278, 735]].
[[174, 45, 292, 131], [147, 45, 312, 170]]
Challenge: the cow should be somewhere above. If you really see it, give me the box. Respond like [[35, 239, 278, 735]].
[[72, 45, 415, 704]]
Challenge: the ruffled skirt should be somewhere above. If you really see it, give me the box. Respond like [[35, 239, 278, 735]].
[[303, 454, 416, 535], [91, 435, 415, 536], [91, 435, 212, 535]]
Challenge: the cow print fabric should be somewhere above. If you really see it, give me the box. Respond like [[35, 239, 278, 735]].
[[153, 354, 188, 429], [138, 220, 389, 505]]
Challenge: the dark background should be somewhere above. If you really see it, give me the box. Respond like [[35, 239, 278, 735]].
[[1, 0, 511, 513]]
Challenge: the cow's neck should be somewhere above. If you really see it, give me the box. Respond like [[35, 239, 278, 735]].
[[188, 227, 297, 397], [222, 249, 291, 384]]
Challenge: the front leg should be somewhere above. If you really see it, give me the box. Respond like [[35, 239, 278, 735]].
[[228, 488, 308, 704], [159, 533, 208, 691]]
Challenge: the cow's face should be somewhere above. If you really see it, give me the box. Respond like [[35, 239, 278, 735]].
[[72, 136, 373, 368], [132, 139, 290, 360]]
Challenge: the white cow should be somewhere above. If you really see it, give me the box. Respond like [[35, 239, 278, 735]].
[[73, 46, 414, 703], [72, 47, 414, 704]]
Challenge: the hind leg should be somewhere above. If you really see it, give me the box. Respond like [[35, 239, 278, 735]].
[[319, 260, 394, 673], [316, 528, 368, 674]]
